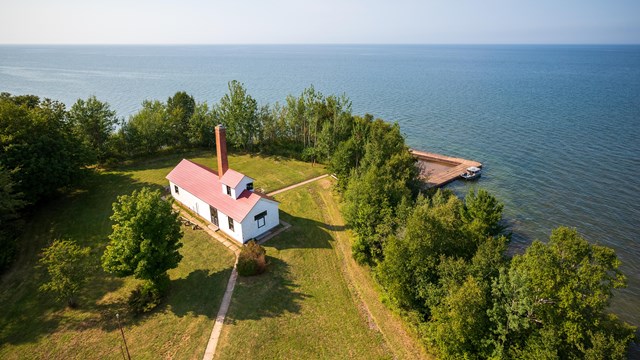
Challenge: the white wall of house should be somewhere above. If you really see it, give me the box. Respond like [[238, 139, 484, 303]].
[[170, 181, 276, 244], [215, 210, 243, 243], [235, 176, 254, 196], [170, 181, 211, 220], [240, 199, 280, 242], [220, 176, 255, 200], [220, 183, 235, 199]]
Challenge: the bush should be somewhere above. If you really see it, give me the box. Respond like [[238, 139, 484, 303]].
[[351, 237, 372, 266], [38, 239, 91, 308], [128, 282, 162, 315], [237, 241, 267, 276]]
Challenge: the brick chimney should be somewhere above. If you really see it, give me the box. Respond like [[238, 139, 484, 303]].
[[215, 125, 228, 178]]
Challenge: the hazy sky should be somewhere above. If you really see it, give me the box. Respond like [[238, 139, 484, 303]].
[[1, 0, 638, 44]]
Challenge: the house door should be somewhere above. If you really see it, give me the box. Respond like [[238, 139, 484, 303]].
[[210, 206, 218, 226], [195, 202, 199, 216]]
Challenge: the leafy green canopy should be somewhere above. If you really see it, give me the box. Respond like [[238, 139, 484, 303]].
[[0, 93, 91, 203], [0, 167, 24, 271], [217, 80, 260, 150], [67, 95, 118, 163], [342, 117, 419, 265], [39, 239, 91, 307], [488, 227, 636, 359], [102, 188, 183, 288], [167, 91, 196, 148]]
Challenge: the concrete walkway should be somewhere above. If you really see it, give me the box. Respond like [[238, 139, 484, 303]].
[[173, 204, 241, 255], [174, 174, 325, 359], [202, 266, 238, 360], [266, 174, 329, 196], [171, 205, 239, 360]]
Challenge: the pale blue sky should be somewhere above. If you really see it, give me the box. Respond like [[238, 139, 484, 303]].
[[1, 0, 638, 44]]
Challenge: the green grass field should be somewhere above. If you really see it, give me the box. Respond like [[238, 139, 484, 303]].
[[216, 179, 407, 359], [0, 151, 326, 359]]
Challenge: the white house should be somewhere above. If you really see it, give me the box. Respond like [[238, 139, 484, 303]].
[[166, 125, 280, 244]]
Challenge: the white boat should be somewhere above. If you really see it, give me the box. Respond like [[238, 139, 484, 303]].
[[460, 166, 482, 180]]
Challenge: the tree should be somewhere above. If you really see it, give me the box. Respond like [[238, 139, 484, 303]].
[[428, 276, 490, 359], [217, 80, 260, 150], [0, 94, 91, 203], [462, 188, 507, 240], [124, 100, 169, 155], [167, 91, 196, 147], [0, 167, 25, 271], [67, 96, 118, 162], [376, 191, 469, 314], [39, 239, 91, 307], [488, 227, 636, 359], [102, 187, 183, 292], [187, 102, 217, 148]]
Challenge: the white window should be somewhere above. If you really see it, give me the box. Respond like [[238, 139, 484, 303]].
[[174, 185, 179, 194], [228, 217, 235, 232], [255, 210, 267, 228]]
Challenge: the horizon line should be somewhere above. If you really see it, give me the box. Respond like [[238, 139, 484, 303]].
[[1, 43, 639, 46]]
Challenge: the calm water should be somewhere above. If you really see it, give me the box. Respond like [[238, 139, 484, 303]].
[[1, 45, 639, 324]]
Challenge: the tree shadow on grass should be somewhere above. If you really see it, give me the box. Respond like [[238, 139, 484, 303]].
[[0, 170, 158, 345], [94, 267, 234, 332], [225, 257, 309, 323], [0, 274, 125, 345], [166, 268, 234, 319]]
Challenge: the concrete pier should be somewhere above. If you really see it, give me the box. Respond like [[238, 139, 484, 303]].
[[411, 149, 482, 188]]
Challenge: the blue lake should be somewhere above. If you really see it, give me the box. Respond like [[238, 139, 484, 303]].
[[1, 44, 639, 324]]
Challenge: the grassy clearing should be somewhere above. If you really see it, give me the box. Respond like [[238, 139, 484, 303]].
[[115, 149, 327, 194], [215, 179, 390, 359], [216, 178, 430, 359], [0, 151, 324, 359], [317, 180, 433, 360]]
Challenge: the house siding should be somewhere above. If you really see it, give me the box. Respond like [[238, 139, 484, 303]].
[[241, 199, 280, 242], [170, 181, 244, 243]]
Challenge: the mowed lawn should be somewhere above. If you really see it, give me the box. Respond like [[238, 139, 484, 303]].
[[215, 179, 392, 360], [117, 149, 327, 194], [0, 151, 325, 359]]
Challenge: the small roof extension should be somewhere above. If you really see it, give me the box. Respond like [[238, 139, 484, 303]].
[[220, 168, 250, 188]]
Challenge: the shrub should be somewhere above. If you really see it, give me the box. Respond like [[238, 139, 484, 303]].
[[38, 239, 91, 308], [237, 241, 267, 276], [351, 237, 371, 266], [128, 281, 162, 315]]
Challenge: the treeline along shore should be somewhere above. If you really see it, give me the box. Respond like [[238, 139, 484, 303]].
[[0, 81, 637, 359]]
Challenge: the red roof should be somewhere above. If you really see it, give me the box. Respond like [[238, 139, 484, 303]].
[[220, 169, 249, 188], [166, 159, 274, 222]]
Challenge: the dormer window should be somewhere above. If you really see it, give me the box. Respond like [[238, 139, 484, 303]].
[[226, 185, 231, 196], [246, 182, 254, 191]]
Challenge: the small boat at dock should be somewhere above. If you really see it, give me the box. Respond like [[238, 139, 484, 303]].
[[460, 166, 482, 180]]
